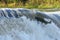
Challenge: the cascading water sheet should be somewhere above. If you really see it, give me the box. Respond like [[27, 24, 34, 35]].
[[0, 8, 60, 40]]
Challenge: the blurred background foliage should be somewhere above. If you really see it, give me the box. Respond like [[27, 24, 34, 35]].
[[0, 0, 60, 9]]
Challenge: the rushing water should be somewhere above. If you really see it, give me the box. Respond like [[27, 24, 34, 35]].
[[0, 8, 60, 40]]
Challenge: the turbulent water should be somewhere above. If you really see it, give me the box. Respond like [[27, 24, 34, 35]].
[[0, 8, 60, 40]]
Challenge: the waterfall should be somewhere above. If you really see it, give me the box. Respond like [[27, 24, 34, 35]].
[[45, 11, 60, 28], [0, 8, 60, 40]]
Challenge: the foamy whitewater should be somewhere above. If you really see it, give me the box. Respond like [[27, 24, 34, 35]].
[[0, 8, 60, 40]]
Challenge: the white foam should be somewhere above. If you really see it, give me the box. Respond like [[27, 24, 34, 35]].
[[0, 16, 60, 40]]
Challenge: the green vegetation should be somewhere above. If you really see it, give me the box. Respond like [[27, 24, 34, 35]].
[[0, 0, 60, 9]]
